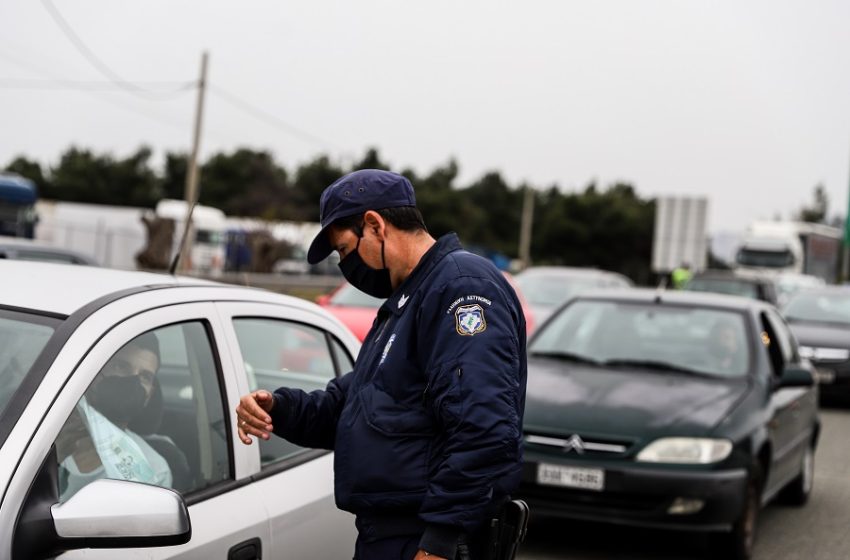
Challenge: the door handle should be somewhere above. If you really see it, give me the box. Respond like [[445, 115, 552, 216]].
[[229, 537, 262, 560]]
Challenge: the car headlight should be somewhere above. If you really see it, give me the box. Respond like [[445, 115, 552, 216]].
[[636, 438, 733, 464]]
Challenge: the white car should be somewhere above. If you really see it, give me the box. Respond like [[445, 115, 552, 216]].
[[0, 260, 359, 559]]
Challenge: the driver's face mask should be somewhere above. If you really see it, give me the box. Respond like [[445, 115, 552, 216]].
[[87, 374, 148, 427]]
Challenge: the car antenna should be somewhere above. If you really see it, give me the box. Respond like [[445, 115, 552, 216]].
[[168, 197, 199, 276]]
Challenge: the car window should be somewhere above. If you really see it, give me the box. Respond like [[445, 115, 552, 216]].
[[685, 278, 759, 300], [232, 318, 342, 466], [14, 250, 80, 264], [759, 313, 784, 377], [765, 309, 796, 364], [0, 310, 58, 420], [331, 336, 356, 373], [53, 322, 231, 502]]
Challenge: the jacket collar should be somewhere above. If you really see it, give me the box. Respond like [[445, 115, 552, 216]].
[[383, 233, 462, 316]]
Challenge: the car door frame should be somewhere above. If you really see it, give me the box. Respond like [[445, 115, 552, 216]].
[[214, 300, 360, 560], [2, 296, 271, 559]]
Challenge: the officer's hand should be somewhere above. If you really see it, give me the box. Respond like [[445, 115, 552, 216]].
[[414, 550, 446, 560], [235, 390, 275, 445]]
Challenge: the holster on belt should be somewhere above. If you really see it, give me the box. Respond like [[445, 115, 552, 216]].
[[483, 499, 529, 560]]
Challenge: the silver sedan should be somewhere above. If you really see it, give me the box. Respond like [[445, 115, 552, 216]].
[[0, 260, 359, 559]]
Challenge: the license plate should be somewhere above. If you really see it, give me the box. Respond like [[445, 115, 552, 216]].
[[537, 463, 605, 491], [816, 368, 835, 384]]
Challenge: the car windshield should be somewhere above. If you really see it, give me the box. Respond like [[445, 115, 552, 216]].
[[195, 229, 224, 244], [0, 310, 59, 418], [530, 300, 751, 378], [685, 278, 759, 300], [784, 292, 850, 326], [515, 274, 605, 307], [330, 283, 384, 307], [736, 248, 795, 268]]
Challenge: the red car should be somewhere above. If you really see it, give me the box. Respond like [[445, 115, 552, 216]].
[[316, 282, 383, 342], [317, 273, 535, 342]]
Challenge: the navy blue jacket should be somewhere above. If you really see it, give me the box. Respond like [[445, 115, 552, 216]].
[[271, 233, 527, 557]]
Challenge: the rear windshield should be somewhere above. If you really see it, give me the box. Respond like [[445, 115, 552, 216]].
[[530, 300, 751, 378], [330, 283, 384, 308], [515, 274, 604, 308], [14, 250, 82, 265], [685, 278, 759, 300], [0, 310, 59, 418]]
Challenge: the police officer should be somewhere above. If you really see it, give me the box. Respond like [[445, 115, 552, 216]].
[[236, 169, 527, 560]]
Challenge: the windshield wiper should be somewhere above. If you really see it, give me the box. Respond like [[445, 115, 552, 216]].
[[530, 351, 602, 366], [601, 359, 714, 377]]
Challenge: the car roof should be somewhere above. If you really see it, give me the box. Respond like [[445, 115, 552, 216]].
[[1, 260, 256, 316], [516, 266, 626, 279], [575, 287, 770, 311]]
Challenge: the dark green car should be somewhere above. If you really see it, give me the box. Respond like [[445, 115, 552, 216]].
[[519, 289, 819, 559]]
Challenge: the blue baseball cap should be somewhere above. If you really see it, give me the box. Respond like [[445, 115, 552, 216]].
[[307, 169, 417, 264]]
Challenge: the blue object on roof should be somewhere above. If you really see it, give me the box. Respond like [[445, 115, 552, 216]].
[[0, 174, 38, 205]]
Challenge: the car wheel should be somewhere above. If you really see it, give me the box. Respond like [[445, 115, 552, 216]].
[[780, 445, 814, 506], [713, 466, 761, 560]]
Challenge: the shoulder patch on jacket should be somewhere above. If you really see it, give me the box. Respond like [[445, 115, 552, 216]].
[[455, 304, 487, 336]]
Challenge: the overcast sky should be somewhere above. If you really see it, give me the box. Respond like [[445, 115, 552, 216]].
[[1, 0, 849, 234]]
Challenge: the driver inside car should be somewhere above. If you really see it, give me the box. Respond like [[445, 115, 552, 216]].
[[55, 332, 174, 500]]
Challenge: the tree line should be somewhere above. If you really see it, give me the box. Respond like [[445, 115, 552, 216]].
[[4, 146, 657, 283]]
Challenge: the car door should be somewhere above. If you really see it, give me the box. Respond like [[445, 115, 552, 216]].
[[8, 302, 271, 560], [215, 301, 359, 560], [760, 309, 810, 495], [764, 308, 817, 486]]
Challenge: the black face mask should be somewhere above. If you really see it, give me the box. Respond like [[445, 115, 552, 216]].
[[88, 375, 148, 427], [338, 236, 394, 299]]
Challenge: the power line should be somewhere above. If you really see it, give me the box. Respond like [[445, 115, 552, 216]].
[[0, 77, 195, 91], [209, 84, 342, 152], [40, 0, 193, 100], [0, 50, 187, 131], [8, 6, 348, 155]]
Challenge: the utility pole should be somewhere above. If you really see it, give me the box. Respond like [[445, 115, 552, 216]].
[[179, 51, 209, 272], [518, 185, 535, 270], [843, 142, 850, 283]]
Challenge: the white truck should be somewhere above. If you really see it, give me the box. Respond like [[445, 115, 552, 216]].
[[735, 221, 842, 283], [155, 199, 227, 274]]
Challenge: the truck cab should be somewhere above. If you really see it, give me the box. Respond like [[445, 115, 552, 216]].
[[0, 174, 38, 238], [735, 221, 841, 283]]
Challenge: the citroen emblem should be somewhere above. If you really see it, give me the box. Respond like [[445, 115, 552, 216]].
[[564, 434, 585, 454]]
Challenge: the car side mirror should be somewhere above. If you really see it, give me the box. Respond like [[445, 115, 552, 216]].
[[316, 294, 331, 306], [777, 365, 815, 389], [51, 479, 191, 547], [15, 450, 191, 559]]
